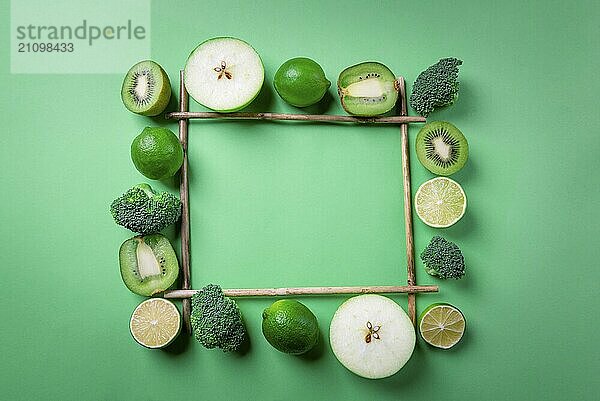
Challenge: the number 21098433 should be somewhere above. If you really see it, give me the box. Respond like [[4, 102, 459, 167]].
[[18, 42, 74, 52]]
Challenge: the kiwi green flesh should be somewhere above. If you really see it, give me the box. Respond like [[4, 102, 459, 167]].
[[338, 62, 395, 87], [338, 62, 398, 116], [119, 234, 179, 296], [416, 121, 468, 176], [121, 60, 171, 116]]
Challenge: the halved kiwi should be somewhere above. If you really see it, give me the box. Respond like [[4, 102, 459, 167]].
[[337, 62, 399, 117], [121, 60, 171, 116], [119, 234, 179, 296], [416, 121, 468, 176]]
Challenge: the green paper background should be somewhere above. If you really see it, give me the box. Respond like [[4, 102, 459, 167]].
[[2, 1, 599, 400]]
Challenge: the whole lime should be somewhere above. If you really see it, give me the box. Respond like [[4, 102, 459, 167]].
[[274, 57, 330, 107], [262, 299, 319, 355], [131, 127, 183, 180]]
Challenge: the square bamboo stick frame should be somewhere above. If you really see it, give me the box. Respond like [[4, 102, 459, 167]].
[[164, 70, 439, 334]]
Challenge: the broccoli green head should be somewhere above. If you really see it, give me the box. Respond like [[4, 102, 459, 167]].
[[420, 236, 465, 279], [409, 57, 462, 117], [191, 284, 247, 352], [110, 183, 182, 235]]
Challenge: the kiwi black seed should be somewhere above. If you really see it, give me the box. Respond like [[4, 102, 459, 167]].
[[119, 234, 179, 296], [337, 62, 398, 117], [121, 60, 171, 116], [415, 121, 468, 176]]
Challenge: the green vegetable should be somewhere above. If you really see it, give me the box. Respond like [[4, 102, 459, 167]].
[[110, 183, 182, 235], [420, 236, 465, 279], [409, 57, 462, 117], [191, 284, 247, 352]]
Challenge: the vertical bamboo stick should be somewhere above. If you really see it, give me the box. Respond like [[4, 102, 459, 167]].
[[397, 77, 417, 326], [178, 70, 192, 334]]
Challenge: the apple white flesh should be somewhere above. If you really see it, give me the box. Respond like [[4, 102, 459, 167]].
[[329, 294, 415, 379], [184, 37, 264, 112]]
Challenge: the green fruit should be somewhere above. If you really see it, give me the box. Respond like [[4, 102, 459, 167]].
[[337, 62, 399, 116], [119, 234, 179, 296], [131, 127, 183, 180], [184, 37, 264, 112], [121, 60, 171, 116], [262, 300, 319, 355], [418, 303, 466, 349], [415, 177, 467, 228], [329, 294, 415, 379], [416, 121, 469, 175], [274, 57, 331, 107], [130, 298, 181, 349]]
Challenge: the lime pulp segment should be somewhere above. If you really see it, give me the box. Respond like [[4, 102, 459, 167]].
[[415, 177, 466, 228], [130, 298, 181, 348], [419, 303, 465, 349]]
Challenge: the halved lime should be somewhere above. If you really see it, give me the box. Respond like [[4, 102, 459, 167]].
[[130, 298, 181, 349], [419, 303, 465, 349], [415, 177, 466, 228]]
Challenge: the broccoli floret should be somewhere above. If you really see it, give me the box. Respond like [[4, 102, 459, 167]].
[[420, 236, 465, 279], [409, 57, 463, 117], [191, 284, 247, 352], [110, 183, 181, 235]]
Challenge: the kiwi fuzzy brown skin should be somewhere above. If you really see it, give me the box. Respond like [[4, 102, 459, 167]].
[[119, 234, 179, 296], [121, 60, 171, 116], [337, 62, 399, 117], [415, 121, 468, 176]]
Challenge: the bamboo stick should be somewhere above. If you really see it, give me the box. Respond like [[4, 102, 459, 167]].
[[170, 75, 431, 326], [397, 77, 417, 326], [178, 70, 192, 335], [164, 285, 438, 299], [166, 111, 426, 124]]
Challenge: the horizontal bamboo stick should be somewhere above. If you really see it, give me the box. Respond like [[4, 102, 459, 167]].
[[163, 285, 438, 299], [165, 111, 426, 124]]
